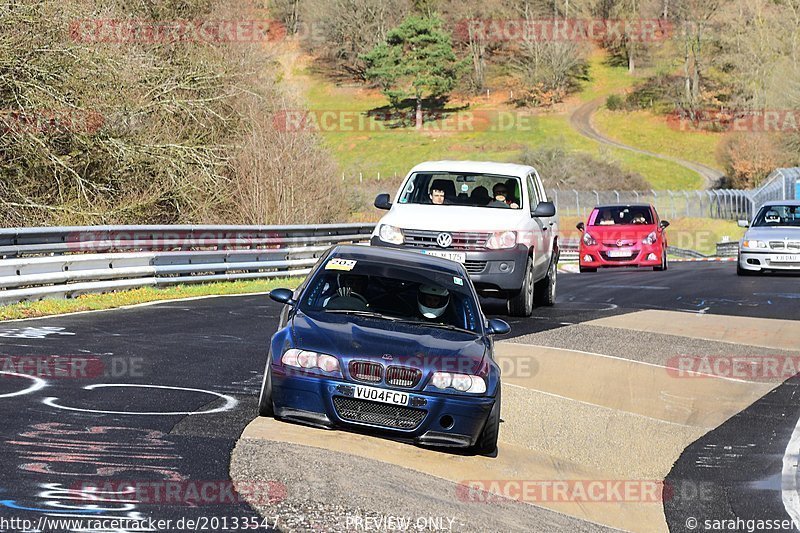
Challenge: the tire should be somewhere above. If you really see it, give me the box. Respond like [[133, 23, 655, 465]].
[[654, 249, 668, 271], [534, 260, 557, 306], [737, 261, 756, 276], [507, 256, 534, 317], [579, 266, 597, 273], [471, 386, 501, 456], [257, 359, 275, 417]]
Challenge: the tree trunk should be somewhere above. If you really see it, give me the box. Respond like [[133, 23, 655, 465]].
[[415, 97, 423, 130]]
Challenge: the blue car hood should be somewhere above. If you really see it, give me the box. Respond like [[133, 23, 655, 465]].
[[291, 312, 488, 376]]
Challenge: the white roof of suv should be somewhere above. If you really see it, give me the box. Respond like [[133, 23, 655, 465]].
[[408, 160, 536, 178]]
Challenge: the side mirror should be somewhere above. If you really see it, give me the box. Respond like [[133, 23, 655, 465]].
[[737, 219, 749, 228], [374, 193, 392, 210], [269, 288, 296, 306], [576, 222, 585, 232], [487, 318, 511, 336], [659, 220, 670, 229], [532, 201, 556, 218]]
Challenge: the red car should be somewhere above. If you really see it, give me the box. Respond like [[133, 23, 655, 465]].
[[576, 204, 669, 272]]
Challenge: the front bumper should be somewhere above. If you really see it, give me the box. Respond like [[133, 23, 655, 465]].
[[739, 250, 800, 272], [271, 366, 495, 448], [579, 243, 663, 268], [370, 237, 528, 292]]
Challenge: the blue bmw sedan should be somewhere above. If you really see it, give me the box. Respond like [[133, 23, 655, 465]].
[[258, 244, 510, 455]]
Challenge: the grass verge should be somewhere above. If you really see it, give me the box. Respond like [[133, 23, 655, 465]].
[[0, 279, 300, 322]]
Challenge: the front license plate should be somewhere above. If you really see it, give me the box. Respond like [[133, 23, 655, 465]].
[[421, 250, 466, 263], [771, 254, 800, 263], [607, 249, 633, 258], [353, 385, 409, 406]]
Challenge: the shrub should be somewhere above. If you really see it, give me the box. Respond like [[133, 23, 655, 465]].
[[606, 94, 625, 111], [519, 145, 650, 190]]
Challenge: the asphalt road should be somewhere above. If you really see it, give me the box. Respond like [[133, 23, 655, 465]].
[[569, 97, 725, 188], [0, 262, 797, 532]]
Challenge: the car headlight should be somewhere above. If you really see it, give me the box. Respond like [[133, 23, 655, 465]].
[[742, 240, 767, 249], [281, 349, 341, 375], [485, 231, 517, 250], [643, 231, 657, 245], [583, 232, 597, 246], [378, 224, 404, 245], [430, 372, 486, 394]]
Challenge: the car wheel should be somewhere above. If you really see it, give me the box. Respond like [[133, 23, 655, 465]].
[[471, 385, 501, 456], [507, 257, 534, 317], [654, 249, 668, 271], [579, 266, 597, 273], [737, 261, 755, 276], [534, 260, 556, 306], [257, 359, 275, 417]]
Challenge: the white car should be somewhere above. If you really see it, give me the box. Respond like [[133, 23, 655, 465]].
[[738, 200, 800, 275], [370, 161, 559, 317]]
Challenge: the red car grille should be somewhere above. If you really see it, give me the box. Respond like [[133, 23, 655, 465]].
[[386, 366, 422, 388], [349, 361, 382, 383]]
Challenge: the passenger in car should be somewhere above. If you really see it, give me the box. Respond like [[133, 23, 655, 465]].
[[492, 184, 519, 208], [470, 186, 492, 206]]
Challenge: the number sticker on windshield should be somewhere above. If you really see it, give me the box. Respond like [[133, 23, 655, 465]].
[[325, 258, 357, 271]]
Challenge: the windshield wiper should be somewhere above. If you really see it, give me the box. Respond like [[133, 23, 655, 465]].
[[390, 319, 475, 334], [324, 310, 402, 321]]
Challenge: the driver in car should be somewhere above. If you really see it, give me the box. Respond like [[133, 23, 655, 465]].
[[324, 273, 369, 309], [417, 284, 450, 320], [765, 210, 781, 224]]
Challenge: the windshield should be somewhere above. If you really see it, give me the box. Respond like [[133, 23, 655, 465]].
[[398, 172, 522, 209], [590, 206, 654, 226], [299, 257, 481, 334], [752, 205, 800, 227]]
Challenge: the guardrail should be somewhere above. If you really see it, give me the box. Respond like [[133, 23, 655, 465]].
[[0, 224, 375, 305]]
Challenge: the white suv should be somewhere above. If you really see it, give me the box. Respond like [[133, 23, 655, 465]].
[[371, 160, 559, 317]]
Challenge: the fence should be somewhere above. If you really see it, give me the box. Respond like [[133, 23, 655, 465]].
[[547, 189, 752, 221], [0, 224, 374, 305]]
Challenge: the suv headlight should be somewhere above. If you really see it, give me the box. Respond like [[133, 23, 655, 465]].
[[378, 224, 404, 245], [742, 240, 767, 249], [430, 372, 486, 394], [582, 232, 597, 246], [643, 231, 657, 245], [281, 349, 341, 375], [485, 231, 517, 250]]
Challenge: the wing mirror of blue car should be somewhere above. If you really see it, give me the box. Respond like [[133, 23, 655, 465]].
[[737, 219, 749, 228], [532, 201, 556, 218], [659, 220, 670, 229], [269, 288, 296, 306], [576, 222, 585, 232], [374, 193, 392, 210], [487, 318, 511, 336]]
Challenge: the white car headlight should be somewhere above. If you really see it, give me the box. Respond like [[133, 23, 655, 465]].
[[378, 224, 404, 245], [281, 349, 341, 374], [430, 372, 486, 394], [485, 231, 517, 250], [583, 232, 597, 246], [742, 240, 767, 249], [643, 231, 657, 245]]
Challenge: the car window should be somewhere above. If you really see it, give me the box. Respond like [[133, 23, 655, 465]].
[[397, 172, 522, 209], [590, 206, 654, 226], [527, 174, 540, 209], [752, 205, 800, 227], [299, 259, 481, 334]]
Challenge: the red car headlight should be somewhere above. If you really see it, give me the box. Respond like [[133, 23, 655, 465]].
[[643, 231, 657, 245]]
